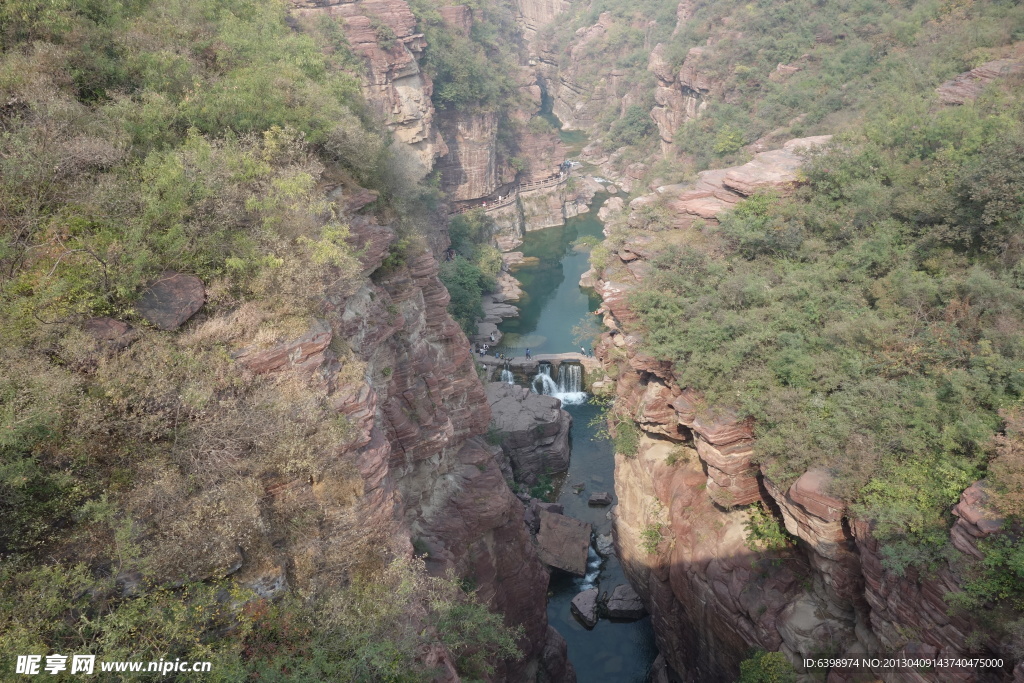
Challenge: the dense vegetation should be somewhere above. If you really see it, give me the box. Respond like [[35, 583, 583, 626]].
[[614, 0, 1024, 635], [408, 0, 518, 111], [632, 92, 1024, 572], [0, 0, 519, 676], [439, 210, 503, 334], [540, 0, 1024, 178]]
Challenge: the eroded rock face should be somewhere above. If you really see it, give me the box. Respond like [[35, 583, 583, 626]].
[[289, 0, 446, 174], [628, 135, 833, 231], [234, 319, 333, 375], [951, 481, 1003, 559], [937, 58, 1024, 105], [177, 197, 571, 678], [136, 271, 205, 330], [515, 0, 571, 50], [589, 144, 1014, 681], [486, 382, 572, 485], [648, 44, 709, 148], [542, 12, 618, 131], [436, 110, 508, 201], [521, 183, 568, 231]]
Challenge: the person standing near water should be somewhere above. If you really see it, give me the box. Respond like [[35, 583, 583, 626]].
[[525, 348, 531, 359]]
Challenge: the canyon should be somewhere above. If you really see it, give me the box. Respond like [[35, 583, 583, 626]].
[[8, 0, 1024, 680], [289, 0, 1024, 680]]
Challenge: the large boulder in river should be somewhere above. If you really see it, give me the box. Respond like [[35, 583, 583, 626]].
[[606, 583, 646, 620], [486, 382, 571, 484], [597, 196, 624, 221], [571, 588, 599, 628], [535, 510, 591, 575], [136, 271, 205, 330]]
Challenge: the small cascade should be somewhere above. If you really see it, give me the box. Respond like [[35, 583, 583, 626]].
[[532, 364, 558, 395], [555, 363, 587, 405], [578, 544, 603, 591], [532, 363, 587, 404], [500, 361, 514, 384]]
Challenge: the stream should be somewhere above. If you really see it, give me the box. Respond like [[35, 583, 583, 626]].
[[497, 194, 658, 680]]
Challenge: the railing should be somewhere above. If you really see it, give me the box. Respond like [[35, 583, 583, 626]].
[[518, 172, 568, 192], [448, 171, 570, 216]]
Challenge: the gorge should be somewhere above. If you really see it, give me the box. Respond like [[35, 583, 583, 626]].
[[3, 0, 1024, 681]]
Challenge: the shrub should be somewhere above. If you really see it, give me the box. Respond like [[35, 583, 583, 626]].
[[743, 503, 794, 553], [613, 419, 641, 458], [609, 104, 656, 148], [737, 650, 797, 683], [640, 523, 664, 554]]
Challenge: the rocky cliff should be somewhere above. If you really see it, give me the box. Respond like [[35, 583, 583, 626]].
[[648, 43, 709, 153], [291, 0, 447, 175], [436, 110, 515, 201], [249, 193, 572, 679], [588, 142, 1016, 682]]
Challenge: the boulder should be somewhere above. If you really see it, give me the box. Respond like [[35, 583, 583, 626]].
[[597, 196, 625, 221], [571, 588, 599, 628], [234, 319, 332, 375], [535, 510, 592, 575], [136, 271, 205, 330], [589, 491, 613, 506], [596, 533, 615, 557], [937, 58, 1024, 105], [606, 584, 646, 620], [82, 316, 137, 351], [486, 382, 572, 483], [532, 500, 564, 516]]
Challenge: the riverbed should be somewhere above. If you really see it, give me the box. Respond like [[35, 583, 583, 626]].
[[497, 199, 658, 681]]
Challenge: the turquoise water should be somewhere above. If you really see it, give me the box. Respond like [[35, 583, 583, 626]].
[[496, 203, 605, 355], [495, 201, 658, 682], [500, 102, 658, 681], [548, 401, 659, 683], [539, 89, 588, 154]]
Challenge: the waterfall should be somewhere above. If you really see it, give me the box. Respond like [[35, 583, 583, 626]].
[[532, 363, 587, 405], [532, 364, 558, 395], [500, 362, 514, 384], [555, 363, 587, 405]]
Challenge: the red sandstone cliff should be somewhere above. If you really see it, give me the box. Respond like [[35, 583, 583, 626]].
[[588, 143, 1016, 682]]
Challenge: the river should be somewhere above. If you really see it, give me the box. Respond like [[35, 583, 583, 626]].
[[496, 199, 659, 680]]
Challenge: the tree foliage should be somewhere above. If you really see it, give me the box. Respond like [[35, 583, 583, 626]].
[[630, 93, 1024, 573]]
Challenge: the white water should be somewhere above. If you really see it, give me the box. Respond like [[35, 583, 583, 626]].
[[531, 363, 587, 405], [500, 366, 515, 384], [556, 364, 588, 405], [578, 545, 603, 591]]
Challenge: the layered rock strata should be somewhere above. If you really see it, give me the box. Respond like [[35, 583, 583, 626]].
[[589, 143, 1012, 681], [437, 110, 512, 201], [648, 44, 709, 151], [187, 174, 576, 679], [290, 0, 446, 174]]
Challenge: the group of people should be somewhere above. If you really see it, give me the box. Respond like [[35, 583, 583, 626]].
[[476, 343, 514, 361], [473, 344, 592, 359]]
